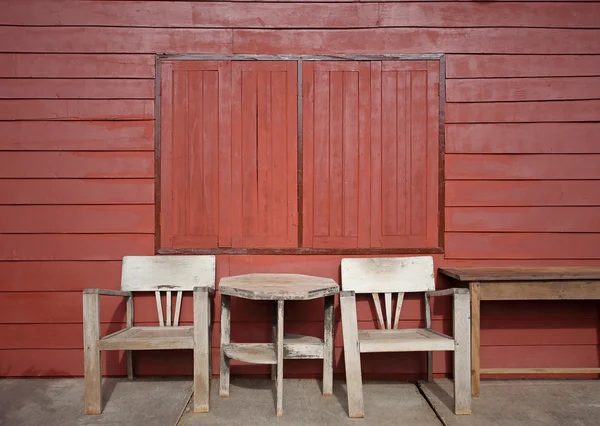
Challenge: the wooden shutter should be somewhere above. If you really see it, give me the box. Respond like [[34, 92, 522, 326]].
[[230, 61, 298, 248], [303, 60, 440, 249], [160, 61, 232, 249], [302, 61, 371, 248], [370, 61, 440, 248]]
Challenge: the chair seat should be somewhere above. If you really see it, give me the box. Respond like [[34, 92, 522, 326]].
[[358, 328, 455, 353], [98, 326, 194, 351]]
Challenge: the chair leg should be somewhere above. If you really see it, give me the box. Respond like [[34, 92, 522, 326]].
[[83, 293, 102, 415], [193, 289, 211, 413], [453, 291, 472, 415], [271, 301, 277, 381], [340, 291, 364, 418], [127, 351, 134, 380], [322, 295, 334, 396], [219, 295, 231, 398], [426, 352, 433, 382]]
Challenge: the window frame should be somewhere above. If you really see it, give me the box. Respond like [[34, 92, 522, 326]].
[[155, 54, 446, 255]]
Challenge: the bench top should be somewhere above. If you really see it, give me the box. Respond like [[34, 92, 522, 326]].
[[439, 266, 600, 282], [219, 273, 339, 300]]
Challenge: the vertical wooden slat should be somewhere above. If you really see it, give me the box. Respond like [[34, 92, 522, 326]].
[[426, 60, 441, 246], [165, 290, 172, 326], [271, 70, 288, 242], [155, 291, 164, 327], [187, 70, 204, 238], [257, 70, 271, 238], [322, 295, 335, 396], [396, 70, 408, 236], [357, 62, 371, 248], [219, 294, 231, 397], [393, 292, 404, 329], [172, 70, 189, 239], [201, 70, 219, 238], [313, 69, 330, 238], [381, 69, 398, 237], [242, 69, 259, 239], [343, 70, 359, 239], [410, 70, 427, 236], [159, 62, 174, 248], [193, 288, 210, 413], [285, 61, 299, 246], [384, 292, 392, 329], [218, 61, 233, 247], [231, 62, 243, 247], [302, 61, 315, 247], [329, 71, 343, 237], [371, 293, 385, 329], [370, 61, 382, 248], [126, 294, 134, 380], [173, 291, 183, 327]]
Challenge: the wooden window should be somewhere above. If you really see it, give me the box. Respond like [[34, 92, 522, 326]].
[[302, 60, 440, 249], [159, 61, 298, 249], [160, 58, 440, 252]]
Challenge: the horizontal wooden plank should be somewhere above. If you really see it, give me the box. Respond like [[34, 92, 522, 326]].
[[446, 154, 600, 180], [233, 28, 600, 54], [0, 205, 155, 234], [446, 100, 600, 123], [0, 234, 154, 261], [0, 179, 154, 205], [0, 152, 153, 178], [0, 27, 232, 54], [446, 233, 600, 259], [0, 54, 155, 78], [446, 123, 600, 154], [0, 79, 154, 99], [446, 180, 600, 207], [0, 261, 122, 292], [481, 345, 600, 369], [4, 2, 600, 29], [447, 54, 600, 78], [447, 207, 600, 233], [0, 121, 153, 151], [447, 77, 600, 102], [0, 99, 153, 121]]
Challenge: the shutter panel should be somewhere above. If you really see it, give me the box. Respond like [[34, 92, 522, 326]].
[[302, 61, 371, 248], [230, 61, 298, 248], [160, 61, 232, 249], [371, 61, 440, 248]]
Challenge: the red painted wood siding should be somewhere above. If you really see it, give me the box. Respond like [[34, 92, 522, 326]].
[[1, 0, 599, 379]]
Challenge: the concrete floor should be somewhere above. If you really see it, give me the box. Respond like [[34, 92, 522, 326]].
[[1, 378, 599, 426]]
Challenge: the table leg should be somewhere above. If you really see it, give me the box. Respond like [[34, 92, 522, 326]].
[[219, 294, 231, 398], [323, 295, 334, 396], [470, 282, 481, 397], [271, 301, 277, 381], [276, 300, 284, 417]]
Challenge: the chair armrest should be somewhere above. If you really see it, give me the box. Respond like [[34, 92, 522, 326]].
[[193, 286, 215, 296], [426, 288, 469, 298], [83, 288, 132, 297]]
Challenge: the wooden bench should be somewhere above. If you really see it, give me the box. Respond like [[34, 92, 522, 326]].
[[83, 255, 216, 414], [439, 266, 600, 397]]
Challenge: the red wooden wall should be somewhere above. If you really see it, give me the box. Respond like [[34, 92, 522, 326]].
[[1, 0, 600, 379]]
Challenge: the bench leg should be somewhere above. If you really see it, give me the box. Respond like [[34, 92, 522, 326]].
[[276, 300, 284, 417], [194, 289, 210, 413], [340, 291, 364, 418], [453, 291, 472, 415], [83, 293, 102, 415], [470, 282, 481, 398], [219, 295, 231, 398], [323, 295, 334, 396]]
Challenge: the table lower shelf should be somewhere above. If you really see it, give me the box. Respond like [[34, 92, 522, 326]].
[[223, 334, 325, 365]]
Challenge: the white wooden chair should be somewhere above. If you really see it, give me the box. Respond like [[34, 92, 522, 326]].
[[340, 256, 471, 418], [83, 255, 215, 414]]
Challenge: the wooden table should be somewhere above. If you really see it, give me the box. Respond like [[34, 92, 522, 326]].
[[438, 267, 600, 397], [218, 273, 339, 416]]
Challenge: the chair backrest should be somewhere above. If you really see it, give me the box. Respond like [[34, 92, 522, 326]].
[[121, 255, 216, 327], [341, 257, 434, 329]]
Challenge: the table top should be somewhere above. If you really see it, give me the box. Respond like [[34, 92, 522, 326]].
[[219, 273, 339, 300], [439, 266, 600, 282]]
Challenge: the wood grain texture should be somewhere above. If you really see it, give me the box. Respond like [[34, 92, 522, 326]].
[[0, 179, 154, 205], [5, 1, 600, 29], [446, 207, 600, 233], [446, 233, 600, 259], [233, 28, 600, 54], [446, 123, 600, 154], [439, 266, 600, 282], [0, 99, 153, 121], [0, 205, 154, 234], [0, 121, 154, 151], [0, 234, 153, 261], [219, 273, 339, 300], [446, 180, 600, 207], [447, 77, 600, 102], [0, 79, 154, 99], [447, 54, 600, 78], [0, 54, 155, 78], [0, 152, 153, 178], [446, 154, 600, 180], [447, 100, 600, 123]]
